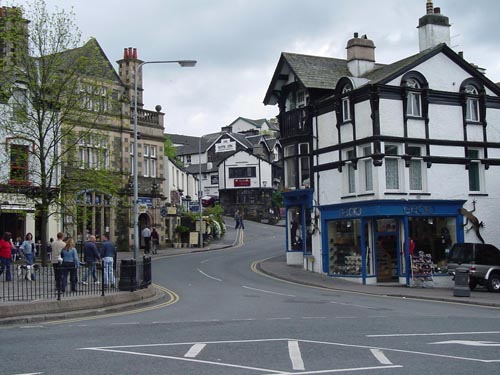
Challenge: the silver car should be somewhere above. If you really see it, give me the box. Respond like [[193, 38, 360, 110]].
[[447, 243, 500, 292]]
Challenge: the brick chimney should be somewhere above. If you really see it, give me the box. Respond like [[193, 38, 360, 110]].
[[346, 32, 376, 77]]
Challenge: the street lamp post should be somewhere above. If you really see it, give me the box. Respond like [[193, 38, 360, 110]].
[[133, 59, 196, 259], [198, 136, 204, 248]]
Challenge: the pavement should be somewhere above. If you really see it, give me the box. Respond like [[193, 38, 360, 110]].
[[1, 220, 499, 325]]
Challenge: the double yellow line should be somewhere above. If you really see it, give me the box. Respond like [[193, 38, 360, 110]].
[[44, 284, 179, 325]]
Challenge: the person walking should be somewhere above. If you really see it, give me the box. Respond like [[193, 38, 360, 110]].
[[0, 232, 13, 282], [51, 232, 66, 258], [21, 233, 36, 281], [151, 228, 159, 255], [142, 225, 152, 254], [234, 210, 241, 229], [100, 234, 116, 288], [60, 238, 79, 293], [82, 235, 100, 285], [238, 209, 245, 230]]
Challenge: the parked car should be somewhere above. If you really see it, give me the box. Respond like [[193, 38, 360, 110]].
[[447, 242, 500, 292]]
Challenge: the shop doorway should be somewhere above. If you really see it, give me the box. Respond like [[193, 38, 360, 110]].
[[375, 219, 399, 282]]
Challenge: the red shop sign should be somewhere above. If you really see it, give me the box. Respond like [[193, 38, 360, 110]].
[[234, 178, 250, 187]]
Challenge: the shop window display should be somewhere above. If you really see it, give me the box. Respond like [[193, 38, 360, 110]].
[[328, 219, 362, 276], [409, 217, 455, 274], [288, 207, 303, 251]]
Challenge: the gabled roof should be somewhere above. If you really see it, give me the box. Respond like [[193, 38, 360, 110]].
[[264, 53, 350, 105], [363, 43, 500, 95], [227, 116, 262, 129], [58, 38, 121, 83], [215, 148, 276, 168]]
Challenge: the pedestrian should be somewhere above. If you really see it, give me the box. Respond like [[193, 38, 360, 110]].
[[21, 233, 36, 281], [151, 228, 159, 254], [234, 210, 241, 229], [142, 225, 152, 254], [82, 235, 101, 285], [51, 232, 66, 256], [12, 236, 22, 262], [238, 209, 245, 230], [51, 232, 66, 290], [0, 232, 13, 281], [100, 234, 116, 288], [60, 238, 79, 293], [47, 237, 54, 261]]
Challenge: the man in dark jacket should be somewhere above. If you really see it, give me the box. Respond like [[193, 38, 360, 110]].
[[101, 234, 116, 287], [82, 235, 101, 285]]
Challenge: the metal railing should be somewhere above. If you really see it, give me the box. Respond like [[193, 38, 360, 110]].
[[0, 256, 152, 302]]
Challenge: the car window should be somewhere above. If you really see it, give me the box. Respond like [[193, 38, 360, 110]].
[[478, 244, 500, 265], [449, 244, 473, 263]]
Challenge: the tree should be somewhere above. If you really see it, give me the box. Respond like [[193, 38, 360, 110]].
[[0, 1, 122, 265], [164, 135, 177, 159]]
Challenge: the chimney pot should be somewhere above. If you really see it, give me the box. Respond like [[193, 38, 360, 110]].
[[124, 48, 128, 59], [354, 32, 358, 38], [128, 47, 132, 58], [458, 51, 463, 58], [434, 7, 441, 14], [133, 48, 137, 59]]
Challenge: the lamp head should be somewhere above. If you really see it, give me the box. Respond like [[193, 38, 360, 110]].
[[178, 60, 197, 67]]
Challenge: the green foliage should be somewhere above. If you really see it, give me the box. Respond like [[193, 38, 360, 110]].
[[271, 190, 284, 208], [164, 135, 176, 159], [175, 225, 190, 234], [0, 0, 119, 264]]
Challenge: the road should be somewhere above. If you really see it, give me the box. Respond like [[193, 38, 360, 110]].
[[1, 220, 500, 374]]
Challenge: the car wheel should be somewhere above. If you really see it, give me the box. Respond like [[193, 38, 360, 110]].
[[486, 273, 500, 292], [469, 278, 478, 291]]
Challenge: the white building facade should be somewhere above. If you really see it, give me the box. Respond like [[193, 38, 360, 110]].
[[265, 2, 500, 286]]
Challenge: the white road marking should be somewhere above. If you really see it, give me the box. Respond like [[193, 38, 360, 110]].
[[11, 373, 44, 375], [184, 343, 206, 358], [330, 301, 374, 309], [370, 349, 393, 365], [197, 268, 222, 282], [297, 338, 500, 363], [288, 340, 305, 370], [366, 330, 500, 337], [242, 285, 296, 297], [259, 365, 403, 374], [82, 347, 286, 374], [430, 340, 500, 347]]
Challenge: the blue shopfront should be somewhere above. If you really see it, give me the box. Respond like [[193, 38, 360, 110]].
[[282, 189, 314, 266], [320, 199, 466, 285]]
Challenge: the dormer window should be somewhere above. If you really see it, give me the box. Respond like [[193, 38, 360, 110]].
[[464, 84, 480, 122], [405, 79, 422, 117]]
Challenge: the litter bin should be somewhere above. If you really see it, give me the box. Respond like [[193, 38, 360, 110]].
[[118, 259, 137, 291], [142, 255, 152, 288], [453, 267, 470, 297]]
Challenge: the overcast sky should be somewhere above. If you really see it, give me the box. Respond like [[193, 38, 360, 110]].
[[8, 0, 500, 136]]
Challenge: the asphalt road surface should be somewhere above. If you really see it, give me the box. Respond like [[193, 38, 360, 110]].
[[2, 220, 500, 374]]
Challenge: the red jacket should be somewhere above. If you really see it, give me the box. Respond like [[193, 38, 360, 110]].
[[0, 239, 12, 259]]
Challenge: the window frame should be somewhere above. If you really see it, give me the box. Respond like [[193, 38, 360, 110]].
[[384, 144, 401, 191], [360, 145, 373, 193], [407, 146, 425, 192], [405, 79, 422, 118], [467, 148, 484, 193], [465, 85, 480, 123], [9, 143, 30, 183]]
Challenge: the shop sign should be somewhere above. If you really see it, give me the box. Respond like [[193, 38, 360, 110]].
[[167, 207, 177, 215], [403, 205, 434, 215], [0, 193, 27, 206], [215, 139, 236, 153], [234, 178, 250, 187], [340, 207, 362, 217], [138, 197, 153, 209]]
